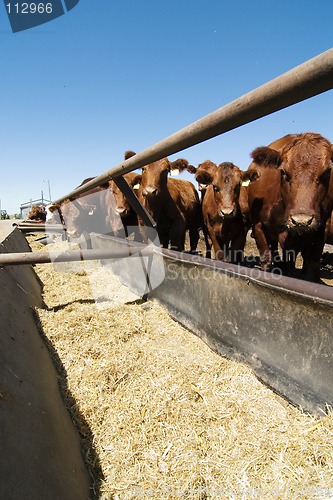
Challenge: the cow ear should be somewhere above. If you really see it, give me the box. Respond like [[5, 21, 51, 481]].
[[251, 147, 282, 167], [170, 158, 189, 175], [131, 174, 142, 190], [244, 169, 261, 182], [195, 170, 214, 185], [186, 164, 197, 175], [240, 171, 251, 186], [170, 167, 180, 176], [194, 160, 217, 184]]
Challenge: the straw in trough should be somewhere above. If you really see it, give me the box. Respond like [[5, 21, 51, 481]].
[[28, 235, 333, 499]]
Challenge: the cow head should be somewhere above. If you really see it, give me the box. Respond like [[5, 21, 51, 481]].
[[192, 160, 218, 194], [278, 133, 333, 231], [195, 161, 244, 218], [57, 198, 96, 239], [140, 157, 189, 199], [245, 146, 283, 182], [109, 172, 142, 218]]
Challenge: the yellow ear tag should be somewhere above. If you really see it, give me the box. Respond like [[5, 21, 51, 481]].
[[170, 168, 180, 176], [133, 183, 140, 190], [242, 179, 250, 187]]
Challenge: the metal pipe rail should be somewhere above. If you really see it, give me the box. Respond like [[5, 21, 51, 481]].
[[0, 246, 154, 267], [13, 223, 66, 233], [54, 48, 333, 205]]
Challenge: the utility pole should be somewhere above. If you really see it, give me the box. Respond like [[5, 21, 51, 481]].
[[42, 179, 52, 201]]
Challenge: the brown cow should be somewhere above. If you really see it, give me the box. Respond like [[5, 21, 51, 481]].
[[102, 171, 142, 239], [47, 178, 115, 241], [244, 147, 286, 270], [188, 160, 217, 202], [48, 152, 141, 242], [27, 205, 46, 222], [245, 132, 333, 281], [136, 155, 202, 252], [100, 150, 142, 239], [191, 161, 250, 263]]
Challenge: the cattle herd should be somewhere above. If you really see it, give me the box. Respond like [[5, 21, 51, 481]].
[[28, 132, 333, 283]]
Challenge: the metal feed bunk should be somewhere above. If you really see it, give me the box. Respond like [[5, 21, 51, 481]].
[[6, 48, 333, 415]]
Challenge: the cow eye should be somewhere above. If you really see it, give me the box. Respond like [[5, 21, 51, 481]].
[[213, 185, 219, 192], [280, 169, 291, 182]]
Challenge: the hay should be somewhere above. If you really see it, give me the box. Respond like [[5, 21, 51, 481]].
[[28, 236, 333, 499]]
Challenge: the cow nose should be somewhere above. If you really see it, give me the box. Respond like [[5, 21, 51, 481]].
[[116, 207, 128, 216], [221, 208, 234, 217], [290, 214, 314, 227], [143, 187, 158, 197]]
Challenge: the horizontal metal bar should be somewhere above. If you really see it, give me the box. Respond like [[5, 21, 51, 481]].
[[0, 246, 155, 267], [53, 48, 333, 205], [13, 223, 65, 233]]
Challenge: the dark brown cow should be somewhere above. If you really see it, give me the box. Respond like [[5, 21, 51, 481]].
[[188, 160, 217, 202], [136, 155, 202, 252], [101, 151, 142, 239], [102, 171, 142, 239], [27, 205, 46, 222], [244, 147, 286, 270], [47, 178, 115, 241], [191, 161, 250, 263], [47, 152, 141, 242], [245, 132, 333, 281]]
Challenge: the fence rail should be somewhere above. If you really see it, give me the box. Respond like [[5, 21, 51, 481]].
[[53, 47, 333, 205]]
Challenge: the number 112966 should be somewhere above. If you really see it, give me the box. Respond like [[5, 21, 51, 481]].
[[6, 2, 53, 14]]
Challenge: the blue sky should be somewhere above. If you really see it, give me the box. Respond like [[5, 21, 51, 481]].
[[1, 0, 332, 214]]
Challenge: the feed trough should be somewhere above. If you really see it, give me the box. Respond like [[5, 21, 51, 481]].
[[1, 47, 332, 496], [90, 232, 333, 416], [0, 226, 91, 499]]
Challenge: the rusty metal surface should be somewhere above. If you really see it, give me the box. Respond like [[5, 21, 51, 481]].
[[12, 222, 65, 233], [0, 244, 154, 266], [90, 233, 333, 415], [53, 48, 333, 205]]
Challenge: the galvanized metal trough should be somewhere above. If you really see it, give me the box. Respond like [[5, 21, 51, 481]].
[[90, 232, 333, 416], [0, 226, 91, 499]]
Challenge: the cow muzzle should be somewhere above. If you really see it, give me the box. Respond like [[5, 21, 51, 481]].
[[142, 187, 159, 198], [290, 214, 314, 227], [116, 207, 130, 217], [219, 208, 235, 218]]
